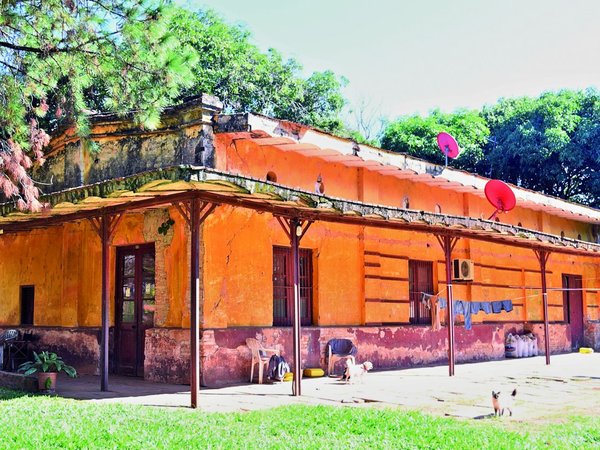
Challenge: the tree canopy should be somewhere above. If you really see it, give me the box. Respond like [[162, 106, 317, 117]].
[[0, 1, 348, 210], [380, 109, 490, 170], [380, 90, 600, 208], [1, 0, 198, 210], [168, 9, 347, 132], [481, 90, 600, 206]]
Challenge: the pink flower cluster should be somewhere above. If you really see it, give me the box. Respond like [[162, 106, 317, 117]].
[[0, 119, 50, 212]]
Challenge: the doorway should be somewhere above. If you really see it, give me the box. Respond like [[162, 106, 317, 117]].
[[562, 274, 584, 350], [115, 244, 156, 376]]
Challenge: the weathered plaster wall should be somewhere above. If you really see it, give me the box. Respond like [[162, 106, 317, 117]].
[[584, 321, 600, 350], [213, 134, 596, 241], [0, 327, 100, 375], [201, 206, 364, 329], [0, 207, 190, 329], [197, 200, 599, 331], [144, 328, 190, 384], [34, 95, 222, 193], [143, 323, 572, 387]]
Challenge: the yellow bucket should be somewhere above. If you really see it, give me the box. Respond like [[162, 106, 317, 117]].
[[303, 368, 325, 377]]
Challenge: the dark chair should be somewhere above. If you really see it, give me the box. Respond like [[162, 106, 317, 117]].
[[0, 329, 19, 370], [326, 338, 357, 376]]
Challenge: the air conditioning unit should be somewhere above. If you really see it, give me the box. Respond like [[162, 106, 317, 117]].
[[453, 259, 474, 281]]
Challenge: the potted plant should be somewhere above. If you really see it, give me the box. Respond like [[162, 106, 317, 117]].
[[18, 351, 77, 393]]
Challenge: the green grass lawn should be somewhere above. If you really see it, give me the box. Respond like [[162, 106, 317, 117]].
[[0, 388, 598, 449]]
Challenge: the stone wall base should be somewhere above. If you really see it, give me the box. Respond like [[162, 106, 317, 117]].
[[0, 327, 100, 376], [143, 322, 574, 387], [204, 322, 573, 387], [144, 328, 190, 384], [2, 322, 576, 388], [584, 321, 600, 350], [0, 370, 37, 392]]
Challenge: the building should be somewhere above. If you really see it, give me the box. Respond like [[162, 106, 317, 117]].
[[1, 95, 599, 405]]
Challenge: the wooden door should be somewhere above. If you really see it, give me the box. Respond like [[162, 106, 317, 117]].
[[562, 274, 584, 350], [409, 260, 433, 324], [115, 244, 156, 376]]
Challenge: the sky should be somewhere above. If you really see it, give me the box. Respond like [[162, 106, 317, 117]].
[[180, 0, 600, 123]]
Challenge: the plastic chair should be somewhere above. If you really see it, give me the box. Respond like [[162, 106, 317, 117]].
[[245, 338, 279, 384], [326, 338, 357, 376]]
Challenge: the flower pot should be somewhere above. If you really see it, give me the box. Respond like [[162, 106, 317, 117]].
[[37, 372, 58, 393]]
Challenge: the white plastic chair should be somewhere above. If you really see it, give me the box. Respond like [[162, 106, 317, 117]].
[[246, 338, 279, 384]]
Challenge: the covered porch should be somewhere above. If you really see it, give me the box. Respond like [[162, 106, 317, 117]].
[[1, 166, 599, 408]]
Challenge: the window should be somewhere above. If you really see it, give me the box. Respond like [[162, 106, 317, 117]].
[[20, 285, 34, 325], [273, 246, 313, 326], [409, 260, 433, 324]]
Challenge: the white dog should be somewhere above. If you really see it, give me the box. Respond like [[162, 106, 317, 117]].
[[341, 360, 373, 384]]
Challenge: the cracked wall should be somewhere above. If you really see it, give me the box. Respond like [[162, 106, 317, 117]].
[[141, 322, 572, 387]]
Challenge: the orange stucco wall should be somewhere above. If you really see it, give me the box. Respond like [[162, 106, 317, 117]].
[[0, 208, 190, 329], [200, 206, 364, 328], [214, 134, 595, 240], [202, 134, 600, 328], [198, 205, 599, 328], [2, 204, 594, 329]]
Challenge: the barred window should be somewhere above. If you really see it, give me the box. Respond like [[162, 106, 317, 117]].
[[273, 246, 313, 326]]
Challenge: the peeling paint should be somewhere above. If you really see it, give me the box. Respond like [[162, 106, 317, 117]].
[[141, 323, 574, 387]]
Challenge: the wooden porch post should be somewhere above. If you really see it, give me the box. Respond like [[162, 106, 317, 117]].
[[290, 218, 302, 396], [173, 199, 216, 408], [437, 235, 459, 376], [89, 212, 123, 392], [535, 250, 551, 365], [276, 217, 312, 396], [100, 214, 110, 391], [190, 198, 201, 408]]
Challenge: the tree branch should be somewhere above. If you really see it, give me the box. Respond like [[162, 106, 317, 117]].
[[0, 29, 118, 56]]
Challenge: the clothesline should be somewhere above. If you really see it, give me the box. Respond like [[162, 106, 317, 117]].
[[414, 286, 595, 304], [411, 273, 600, 302], [421, 293, 514, 331]]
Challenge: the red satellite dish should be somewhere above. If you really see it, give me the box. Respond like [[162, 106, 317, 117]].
[[436, 132, 460, 163], [485, 179, 516, 220]]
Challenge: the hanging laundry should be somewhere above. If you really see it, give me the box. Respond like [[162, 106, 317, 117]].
[[421, 293, 442, 331], [453, 300, 473, 330], [491, 300, 513, 313], [470, 301, 492, 314], [431, 296, 441, 331], [438, 297, 447, 309], [437, 298, 513, 330], [421, 293, 432, 309], [437, 298, 472, 330]]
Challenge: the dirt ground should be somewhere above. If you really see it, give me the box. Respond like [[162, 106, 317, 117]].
[[57, 352, 600, 423]]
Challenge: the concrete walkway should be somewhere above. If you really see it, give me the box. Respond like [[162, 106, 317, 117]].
[[56, 353, 600, 421]]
